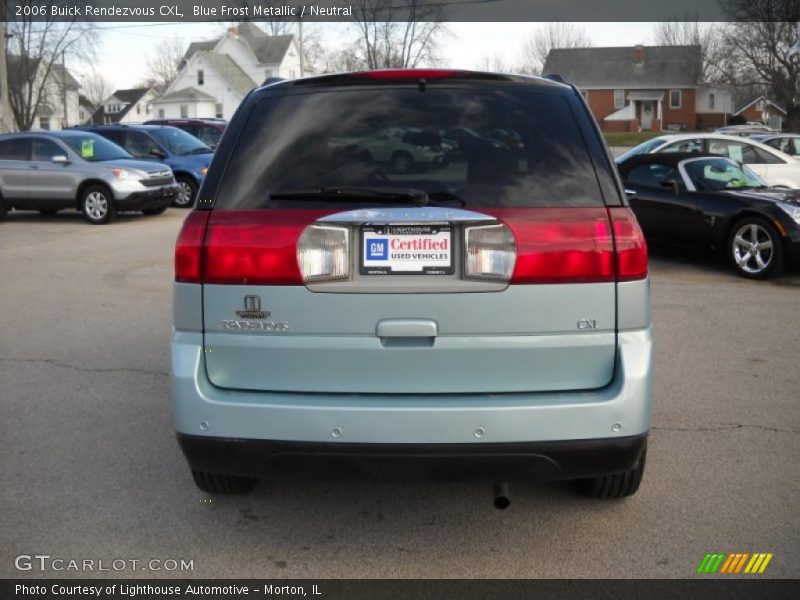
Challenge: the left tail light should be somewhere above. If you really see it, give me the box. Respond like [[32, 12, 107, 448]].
[[297, 224, 350, 282], [174, 211, 210, 283]]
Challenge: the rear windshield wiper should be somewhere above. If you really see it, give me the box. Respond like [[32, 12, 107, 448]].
[[269, 187, 430, 206]]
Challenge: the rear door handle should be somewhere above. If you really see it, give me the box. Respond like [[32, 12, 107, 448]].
[[376, 319, 438, 338]]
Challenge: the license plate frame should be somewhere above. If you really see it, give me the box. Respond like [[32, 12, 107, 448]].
[[360, 224, 454, 275]]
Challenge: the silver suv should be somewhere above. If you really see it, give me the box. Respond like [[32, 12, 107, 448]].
[[0, 131, 178, 224], [172, 70, 653, 501]]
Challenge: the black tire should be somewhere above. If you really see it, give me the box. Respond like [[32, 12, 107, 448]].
[[191, 469, 257, 494], [576, 447, 646, 499], [727, 216, 783, 280], [80, 185, 116, 225], [391, 150, 414, 174], [174, 176, 198, 208], [142, 207, 168, 215], [39, 208, 59, 216], [0, 196, 7, 221]]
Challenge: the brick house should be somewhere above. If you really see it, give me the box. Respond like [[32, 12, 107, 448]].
[[733, 96, 787, 131], [543, 45, 733, 132]]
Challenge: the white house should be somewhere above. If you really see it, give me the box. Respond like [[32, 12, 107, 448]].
[[90, 88, 157, 125], [6, 56, 81, 130], [153, 23, 309, 120]]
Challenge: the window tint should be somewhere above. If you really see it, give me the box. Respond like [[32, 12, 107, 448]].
[[125, 131, 162, 158], [684, 158, 766, 191], [625, 163, 680, 188], [0, 138, 29, 160], [197, 125, 222, 147], [62, 134, 131, 162], [31, 138, 64, 161], [215, 88, 605, 209], [661, 139, 703, 153]]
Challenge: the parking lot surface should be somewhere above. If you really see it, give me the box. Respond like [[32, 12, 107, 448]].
[[1, 209, 799, 578]]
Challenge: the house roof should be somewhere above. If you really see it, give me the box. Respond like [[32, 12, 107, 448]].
[[182, 39, 219, 65], [543, 45, 703, 88], [90, 88, 152, 124], [78, 94, 95, 109], [155, 87, 218, 103], [50, 64, 80, 89], [6, 56, 80, 89], [734, 96, 788, 116], [196, 52, 257, 97], [236, 23, 294, 64]]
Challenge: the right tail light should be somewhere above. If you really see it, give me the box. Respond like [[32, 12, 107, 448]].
[[464, 223, 517, 281]]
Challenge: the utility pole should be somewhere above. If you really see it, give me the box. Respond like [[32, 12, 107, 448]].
[[61, 51, 68, 129], [0, 21, 15, 132]]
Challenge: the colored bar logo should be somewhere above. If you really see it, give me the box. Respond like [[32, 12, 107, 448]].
[[697, 552, 773, 574]]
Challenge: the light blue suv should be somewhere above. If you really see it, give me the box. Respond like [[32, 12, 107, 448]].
[[172, 70, 653, 500]]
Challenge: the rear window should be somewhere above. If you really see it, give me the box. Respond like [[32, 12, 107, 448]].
[[215, 88, 604, 209]]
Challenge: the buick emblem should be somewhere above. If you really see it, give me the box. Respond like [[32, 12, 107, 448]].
[[236, 295, 270, 319]]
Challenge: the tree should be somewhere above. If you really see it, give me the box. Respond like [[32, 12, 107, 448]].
[[351, 0, 448, 69], [143, 37, 186, 94], [653, 21, 728, 83], [519, 23, 592, 76], [4, 0, 98, 131], [80, 66, 112, 110], [722, 0, 800, 129]]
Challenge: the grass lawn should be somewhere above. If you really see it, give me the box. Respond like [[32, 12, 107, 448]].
[[603, 131, 665, 147]]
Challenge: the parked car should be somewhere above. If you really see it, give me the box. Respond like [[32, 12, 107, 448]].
[[75, 124, 212, 208], [172, 69, 652, 500], [616, 133, 800, 188], [751, 133, 800, 157], [0, 131, 177, 224], [330, 126, 448, 174], [618, 152, 800, 278], [144, 118, 227, 149]]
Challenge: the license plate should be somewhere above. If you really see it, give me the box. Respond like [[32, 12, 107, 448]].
[[361, 224, 453, 275]]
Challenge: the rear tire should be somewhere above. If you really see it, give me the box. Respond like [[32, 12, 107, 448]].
[[191, 469, 257, 494], [80, 185, 115, 225], [174, 176, 197, 208], [0, 196, 7, 221], [576, 447, 646, 498]]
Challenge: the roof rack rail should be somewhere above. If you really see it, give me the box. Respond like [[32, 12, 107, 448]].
[[543, 73, 568, 84], [262, 77, 286, 87]]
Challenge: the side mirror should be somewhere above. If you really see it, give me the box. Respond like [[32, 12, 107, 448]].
[[660, 179, 680, 194], [149, 148, 166, 159], [52, 155, 71, 165]]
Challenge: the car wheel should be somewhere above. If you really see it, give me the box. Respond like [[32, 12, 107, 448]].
[[142, 207, 168, 215], [191, 469, 257, 494], [728, 217, 783, 279], [80, 185, 115, 225], [575, 447, 646, 498], [174, 176, 197, 208], [0, 196, 7, 221], [391, 151, 414, 174]]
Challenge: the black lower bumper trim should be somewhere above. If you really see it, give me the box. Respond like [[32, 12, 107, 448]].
[[177, 434, 648, 482]]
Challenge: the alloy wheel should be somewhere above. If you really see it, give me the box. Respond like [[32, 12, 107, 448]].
[[732, 222, 774, 275], [175, 181, 194, 207], [84, 191, 108, 221]]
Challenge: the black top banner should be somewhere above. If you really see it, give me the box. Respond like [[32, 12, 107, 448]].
[[0, 0, 775, 23]]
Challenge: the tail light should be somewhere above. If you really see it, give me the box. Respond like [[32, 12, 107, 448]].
[[464, 224, 516, 281], [297, 224, 350, 282], [175, 211, 210, 283], [609, 207, 648, 281]]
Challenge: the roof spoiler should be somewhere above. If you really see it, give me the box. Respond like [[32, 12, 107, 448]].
[[543, 73, 568, 84]]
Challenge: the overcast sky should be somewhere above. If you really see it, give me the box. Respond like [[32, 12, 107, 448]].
[[80, 22, 659, 90]]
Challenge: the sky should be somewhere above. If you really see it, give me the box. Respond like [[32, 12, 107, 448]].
[[78, 22, 659, 90]]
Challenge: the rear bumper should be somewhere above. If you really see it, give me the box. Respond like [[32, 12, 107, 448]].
[[177, 433, 648, 481]]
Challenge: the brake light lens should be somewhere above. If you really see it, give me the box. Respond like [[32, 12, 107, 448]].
[[464, 223, 516, 281], [609, 207, 648, 281], [297, 224, 350, 282], [174, 211, 210, 283]]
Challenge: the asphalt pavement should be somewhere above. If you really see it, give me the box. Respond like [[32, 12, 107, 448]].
[[1, 209, 798, 578]]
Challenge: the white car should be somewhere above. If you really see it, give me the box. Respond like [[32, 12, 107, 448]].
[[617, 133, 800, 188]]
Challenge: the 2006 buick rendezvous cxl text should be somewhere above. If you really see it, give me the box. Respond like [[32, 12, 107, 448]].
[[170, 69, 652, 501]]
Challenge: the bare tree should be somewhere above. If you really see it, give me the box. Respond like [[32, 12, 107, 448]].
[[519, 23, 592, 76], [653, 21, 728, 83], [351, 0, 448, 69], [143, 37, 186, 94], [81, 66, 112, 110], [4, 0, 98, 131], [477, 54, 510, 73], [722, 0, 800, 129]]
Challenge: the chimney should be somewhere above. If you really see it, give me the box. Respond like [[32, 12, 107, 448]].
[[634, 45, 645, 65]]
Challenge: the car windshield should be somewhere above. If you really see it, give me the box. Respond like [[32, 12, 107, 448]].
[[148, 127, 211, 156], [683, 158, 767, 191], [216, 87, 606, 209], [61, 135, 132, 162], [615, 137, 668, 163]]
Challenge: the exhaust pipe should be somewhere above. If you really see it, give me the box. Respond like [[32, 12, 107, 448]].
[[493, 482, 510, 510]]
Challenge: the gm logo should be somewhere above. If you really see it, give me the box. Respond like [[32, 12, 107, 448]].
[[366, 238, 388, 260]]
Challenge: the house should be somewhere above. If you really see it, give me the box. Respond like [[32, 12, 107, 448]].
[[543, 45, 733, 132], [733, 96, 786, 131], [6, 56, 82, 130], [78, 95, 95, 124], [153, 23, 309, 120], [90, 88, 157, 125]]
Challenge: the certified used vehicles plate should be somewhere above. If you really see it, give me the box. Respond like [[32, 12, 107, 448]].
[[361, 224, 453, 275]]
